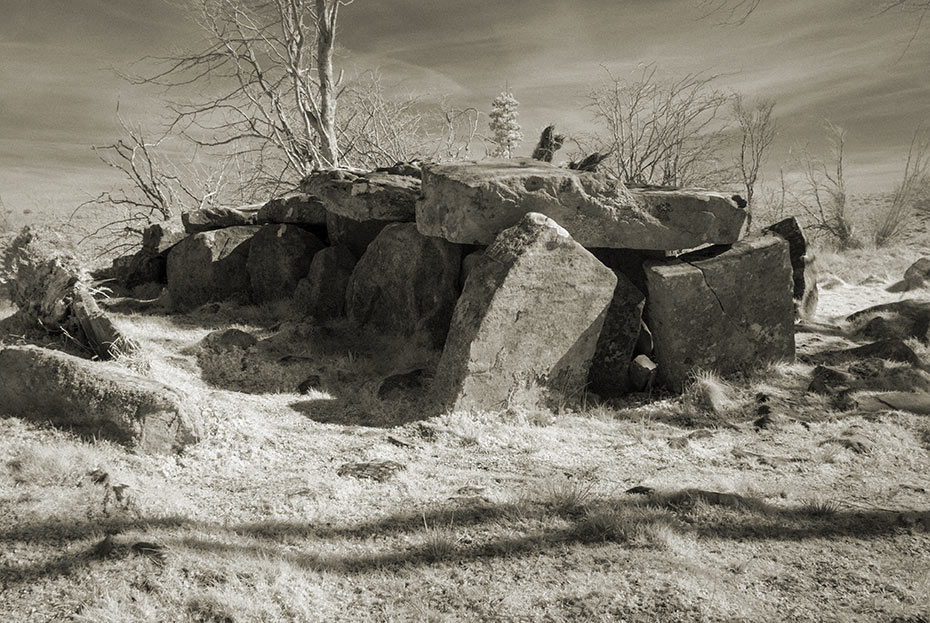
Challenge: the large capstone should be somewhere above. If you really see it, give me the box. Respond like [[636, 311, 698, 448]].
[[246, 224, 326, 303], [303, 169, 420, 222], [0, 345, 200, 454], [166, 225, 259, 311], [294, 244, 357, 320], [181, 206, 257, 234], [432, 212, 617, 411], [346, 223, 461, 347], [416, 159, 746, 250], [644, 233, 795, 391]]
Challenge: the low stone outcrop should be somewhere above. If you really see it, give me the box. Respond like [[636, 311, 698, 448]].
[[167, 225, 259, 311], [182, 206, 257, 234], [416, 159, 746, 250], [847, 300, 930, 343], [346, 223, 461, 347], [257, 193, 327, 226], [0, 345, 200, 454], [246, 224, 326, 303], [588, 271, 646, 397], [432, 212, 616, 411], [644, 234, 795, 391], [765, 217, 818, 318], [294, 244, 356, 320], [303, 169, 420, 222]]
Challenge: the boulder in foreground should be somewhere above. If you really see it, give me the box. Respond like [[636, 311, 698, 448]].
[[0, 345, 200, 454], [432, 212, 616, 411], [644, 233, 795, 391], [416, 159, 746, 250]]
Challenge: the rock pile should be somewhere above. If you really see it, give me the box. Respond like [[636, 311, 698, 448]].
[[119, 158, 804, 407]]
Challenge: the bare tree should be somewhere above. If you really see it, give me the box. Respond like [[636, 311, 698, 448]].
[[733, 95, 776, 224], [788, 122, 857, 249], [587, 65, 732, 187], [874, 127, 930, 246], [126, 0, 350, 186]]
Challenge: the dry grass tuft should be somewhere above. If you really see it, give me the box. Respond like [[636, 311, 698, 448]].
[[683, 369, 743, 418]]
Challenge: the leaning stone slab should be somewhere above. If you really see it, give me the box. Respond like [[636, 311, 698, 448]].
[[181, 207, 257, 234], [246, 224, 326, 303], [416, 159, 746, 250], [166, 225, 260, 311], [432, 212, 617, 411], [644, 234, 795, 391], [303, 169, 420, 222], [346, 223, 461, 347], [0, 345, 200, 454], [256, 193, 327, 226]]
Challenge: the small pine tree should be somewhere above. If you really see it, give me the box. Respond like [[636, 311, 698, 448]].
[[489, 90, 523, 158]]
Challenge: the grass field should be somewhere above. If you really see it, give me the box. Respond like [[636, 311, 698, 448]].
[[1, 203, 930, 622]]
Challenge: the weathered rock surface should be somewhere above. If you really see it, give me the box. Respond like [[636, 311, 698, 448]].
[[904, 257, 930, 290], [181, 207, 256, 234], [247, 224, 325, 303], [460, 249, 487, 289], [257, 193, 327, 226], [167, 225, 259, 311], [765, 216, 818, 318], [0, 345, 200, 453], [588, 271, 646, 397], [200, 328, 258, 352], [294, 244, 356, 320], [644, 234, 795, 391], [346, 223, 461, 347], [303, 169, 420, 222], [416, 159, 746, 249], [432, 212, 617, 411], [326, 211, 390, 258]]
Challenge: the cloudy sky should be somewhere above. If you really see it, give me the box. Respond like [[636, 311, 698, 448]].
[[2, 0, 928, 214]]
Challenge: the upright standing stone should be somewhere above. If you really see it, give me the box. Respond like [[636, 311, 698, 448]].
[[644, 234, 795, 391], [588, 272, 646, 397], [294, 244, 357, 320], [432, 212, 617, 411], [346, 223, 461, 347], [325, 211, 391, 258], [167, 226, 259, 311], [765, 216, 818, 319], [246, 224, 325, 303]]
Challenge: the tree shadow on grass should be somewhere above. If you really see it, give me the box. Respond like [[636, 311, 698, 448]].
[[2, 490, 927, 587]]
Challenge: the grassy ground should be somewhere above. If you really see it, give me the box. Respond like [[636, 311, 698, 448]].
[[2, 237, 930, 621]]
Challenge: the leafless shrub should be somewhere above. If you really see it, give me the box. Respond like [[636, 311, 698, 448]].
[[586, 64, 733, 187], [733, 95, 776, 226], [874, 127, 930, 247]]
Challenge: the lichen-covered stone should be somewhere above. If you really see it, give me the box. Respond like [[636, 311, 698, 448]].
[[346, 223, 461, 347], [0, 345, 200, 454], [416, 159, 746, 249], [303, 169, 420, 221], [644, 234, 795, 391], [432, 212, 616, 411], [247, 224, 325, 303]]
